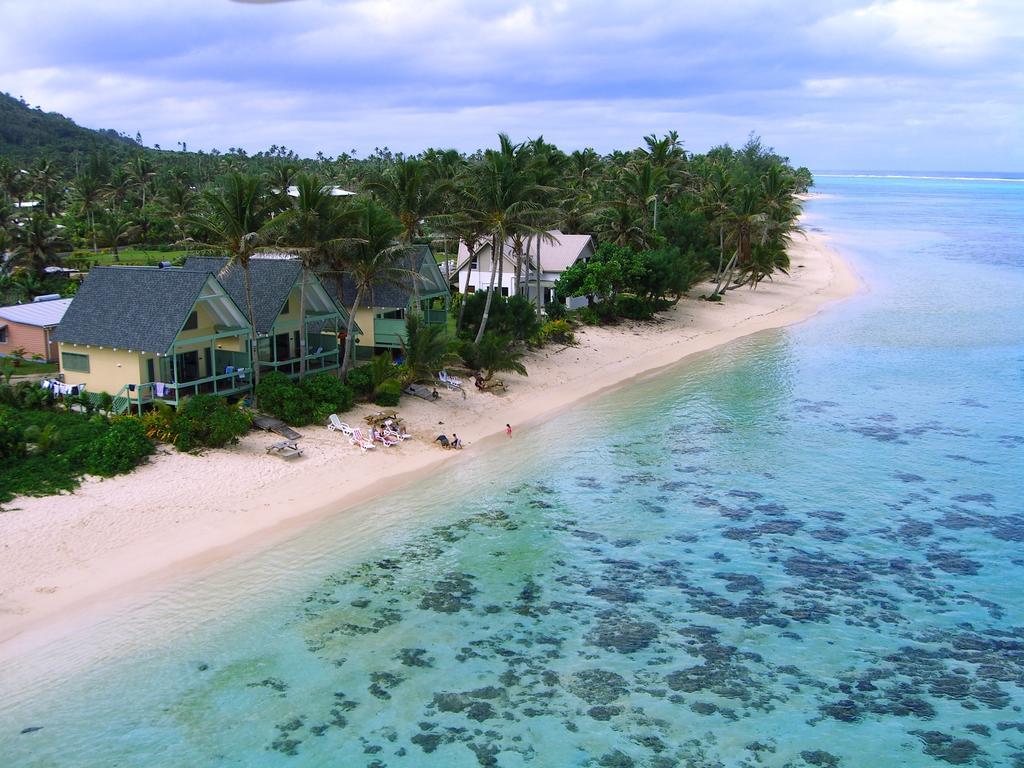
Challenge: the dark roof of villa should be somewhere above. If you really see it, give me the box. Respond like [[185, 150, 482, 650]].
[[52, 267, 218, 353], [181, 256, 304, 335], [333, 245, 448, 309]]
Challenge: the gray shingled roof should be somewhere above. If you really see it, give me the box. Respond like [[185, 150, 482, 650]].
[[52, 267, 220, 353], [182, 256, 302, 335], [332, 245, 448, 309]]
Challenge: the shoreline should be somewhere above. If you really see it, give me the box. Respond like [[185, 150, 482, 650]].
[[0, 230, 863, 658]]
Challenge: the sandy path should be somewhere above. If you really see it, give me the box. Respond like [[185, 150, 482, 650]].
[[0, 230, 861, 653]]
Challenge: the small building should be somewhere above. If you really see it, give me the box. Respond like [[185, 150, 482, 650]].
[[52, 267, 252, 412], [0, 297, 72, 362], [330, 244, 450, 359], [453, 230, 595, 310], [182, 256, 354, 377]]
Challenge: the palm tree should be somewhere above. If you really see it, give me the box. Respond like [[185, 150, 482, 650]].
[[128, 156, 156, 207], [461, 134, 547, 343], [362, 157, 450, 315], [31, 159, 61, 216], [471, 332, 527, 382], [69, 173, 103, 252], [187, 172, 275, 393], [335, 198, 408, 377], [271, 172, 354, 377], [400, 313, 451, 383], [98, 207, 139, 260], [11, 213, 69, 279]]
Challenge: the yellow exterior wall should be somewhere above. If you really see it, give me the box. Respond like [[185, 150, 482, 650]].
[[58, 343, 144, 396], [354, 307, 375, 347]]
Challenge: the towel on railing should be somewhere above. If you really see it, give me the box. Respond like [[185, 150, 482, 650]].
[[155, 382, 166, 397]]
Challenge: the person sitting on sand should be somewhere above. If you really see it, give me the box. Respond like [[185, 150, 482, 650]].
[[431, 388, 439, 400], [434, 434, 451, 449]]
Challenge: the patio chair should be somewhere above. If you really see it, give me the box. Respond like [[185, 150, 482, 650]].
[[350, 428, 376, 451], [328, 414, 354, 435], [373, 429, 399, 447], [438, 369, 463, 391]]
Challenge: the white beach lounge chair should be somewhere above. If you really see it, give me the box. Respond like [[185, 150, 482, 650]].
[[328, 414, 354, 435], [438, 370, 463, 391], [373, 429, 399, 447], [350, 428, 376, 451]]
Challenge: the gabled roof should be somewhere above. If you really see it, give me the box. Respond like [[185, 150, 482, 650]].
[[181, 256, 301, 335], [455, 230, 595, 274], [52, 268, 244, 354], [0, 298, 72, 327], [332, 245, 449, 310]]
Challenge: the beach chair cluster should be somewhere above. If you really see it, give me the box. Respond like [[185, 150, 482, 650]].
[[328, 414, 411, 452], [437, 369, 463, 391]]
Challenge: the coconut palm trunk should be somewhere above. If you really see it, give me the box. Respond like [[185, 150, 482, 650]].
[[535, 235, 543, 316], [242, 263, 261, 392], [474, 232, 502, 344], [340, 284, 365, 377], [298, 266, 308, 378]]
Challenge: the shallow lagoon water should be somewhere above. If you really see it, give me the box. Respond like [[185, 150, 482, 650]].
[[2, 174, 1023, 767]]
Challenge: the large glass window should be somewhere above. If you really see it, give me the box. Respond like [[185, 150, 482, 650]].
[[62, 351, 90, 372]]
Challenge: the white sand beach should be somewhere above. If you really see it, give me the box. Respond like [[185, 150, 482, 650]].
[[0, 230, 861, 653]]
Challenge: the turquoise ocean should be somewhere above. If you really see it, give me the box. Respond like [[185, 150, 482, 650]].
[[2, 173, 1023, 767]]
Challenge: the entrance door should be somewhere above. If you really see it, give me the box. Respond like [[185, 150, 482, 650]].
[[177, 350, 200, 382]]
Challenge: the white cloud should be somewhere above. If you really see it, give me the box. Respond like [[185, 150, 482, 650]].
[[0, 0, 1020, 169]]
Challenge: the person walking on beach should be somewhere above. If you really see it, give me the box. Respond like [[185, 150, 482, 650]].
[[506, 424, 512, 438]]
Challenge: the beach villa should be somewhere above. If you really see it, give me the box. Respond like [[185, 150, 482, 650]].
[[331, 244, 450, 359], [453, 230, 595, 310], [52, 259, 355, 413], [0, 296, 72, 362], [182, 256, 351, 377]]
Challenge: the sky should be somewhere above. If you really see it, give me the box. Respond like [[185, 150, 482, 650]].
[[0, 0, 1021, 171]]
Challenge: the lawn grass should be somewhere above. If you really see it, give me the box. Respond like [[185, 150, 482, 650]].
[[6, 360, 58, 375], [70, 248, 195, 267]]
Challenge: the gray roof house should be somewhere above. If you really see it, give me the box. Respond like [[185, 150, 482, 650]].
[[53, 266, 253, 412], [329, 244, 451, 352], [182, 255, 357, 376]]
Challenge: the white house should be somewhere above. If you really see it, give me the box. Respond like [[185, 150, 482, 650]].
[[453, 230, 595, 310]]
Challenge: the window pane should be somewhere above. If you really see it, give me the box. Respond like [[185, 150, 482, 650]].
[[62, 352, 90, 373]]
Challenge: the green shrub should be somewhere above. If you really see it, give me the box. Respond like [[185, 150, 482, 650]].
[[85, 416, 153, 476], [98, 391, 114, 413], [544, 300, 568, 321], [171, 394, 251, 452], [0, 415, 25, 460], [344, 363, 375, 398], [615, 294, 656, 320], [373, 378, 402, 407], [537, 319, 575, 346], [256, 371, 314, 425], [302, 373, 354, 421]]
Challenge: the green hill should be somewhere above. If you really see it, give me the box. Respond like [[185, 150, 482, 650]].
[[0, 91, 140, 164]]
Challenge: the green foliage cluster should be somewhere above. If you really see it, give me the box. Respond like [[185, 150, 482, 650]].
[[0, 403, 151, 502], [0, 413, 25, 460], [344, 355, 404, 406], [459, 293, 540, 343], [556, 242, 703, 322], [168, 394, 252, 452], [456, 332, 527, 382], [374, 379, 402, 407], [256, 371, 354, 426], [85, 416, 153, 476], [536, 319, 575, 346]]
